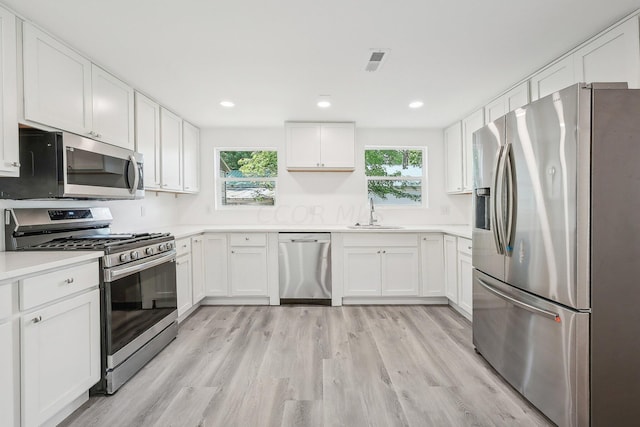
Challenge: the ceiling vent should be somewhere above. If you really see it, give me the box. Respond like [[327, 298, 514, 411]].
[[365, 49, 389, 72]]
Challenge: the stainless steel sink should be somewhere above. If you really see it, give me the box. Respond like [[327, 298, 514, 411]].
[[347, 224, 404, 230]]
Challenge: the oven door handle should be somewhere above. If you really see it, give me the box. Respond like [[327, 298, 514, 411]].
[[129, 154, 140, 196], [104, 251, 176, 282]]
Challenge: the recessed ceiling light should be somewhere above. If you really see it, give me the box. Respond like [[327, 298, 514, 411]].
[[220, 101, 235, 108], [317, 100, 331, 108], [409, 101, 424, 109]]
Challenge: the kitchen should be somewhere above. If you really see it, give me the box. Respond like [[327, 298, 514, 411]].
[[1, 0, 640, 426]]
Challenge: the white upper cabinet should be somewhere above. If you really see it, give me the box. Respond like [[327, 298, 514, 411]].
[[22, 22, 134, 149], [574, 16, 640, 89], [91, 65, 134, 149], [0, 6, 18, 177], [461, 108, 484, 192], [444, 121, 463, 194], [160, 107, 183, 191], [22, 22, 93, 136], [530, 56, 575, 101], [134, 92, 161, 189], [484, 81, 530, 124], [182, 121, 200, 193], [286, 122, 355, 171]]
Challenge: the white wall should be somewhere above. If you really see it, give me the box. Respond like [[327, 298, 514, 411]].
[[176, 127, 471, 226]]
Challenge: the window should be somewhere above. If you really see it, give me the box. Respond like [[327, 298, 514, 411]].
[[365, 148, 426, 207], [218, 150, 277, 206]]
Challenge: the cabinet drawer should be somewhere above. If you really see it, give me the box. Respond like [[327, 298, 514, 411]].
[[176, 238, 192, 257], [0, 284, 12, 320], [20, 261, 99, 311], [229, 233, 267, 247], [343, 233, 418, 248], [457, 237, 473, 255]]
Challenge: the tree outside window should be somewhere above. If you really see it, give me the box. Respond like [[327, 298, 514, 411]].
[[365, 148, 425, 206], [218, 150, 278, 206]]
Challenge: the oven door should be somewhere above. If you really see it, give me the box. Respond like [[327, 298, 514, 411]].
[[103, 251, 177, 369], [63, 132, 144, 199]]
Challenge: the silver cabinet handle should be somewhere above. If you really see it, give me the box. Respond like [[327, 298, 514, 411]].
[[468, 246, 472, 250], [478, 279, 561, 323], [7, 161, 20, 167], [245, 237, 250, 241], [32, 316, 42, 323], [65, 278, 74, 284], [231, 250, 235, 254], [182, 244, 188, 248]]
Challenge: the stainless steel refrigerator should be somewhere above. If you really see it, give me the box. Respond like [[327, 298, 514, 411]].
[[472, 82, 640, 427]]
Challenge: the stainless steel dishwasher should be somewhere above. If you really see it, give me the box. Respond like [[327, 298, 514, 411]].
[[278, 233, 331, 303]]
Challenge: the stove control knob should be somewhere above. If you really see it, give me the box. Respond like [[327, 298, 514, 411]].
[[130, 251, 139, 260], [166, 242, 174, 250], [145, 247, 154, 256], [158, 243, 167, 252], [119, 253, 130, 262]]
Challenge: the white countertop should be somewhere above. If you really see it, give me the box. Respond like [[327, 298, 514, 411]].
[[145, 224, 472, 240], [0, 251, 103, 283]]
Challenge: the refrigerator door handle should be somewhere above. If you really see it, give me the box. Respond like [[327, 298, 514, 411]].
[[494, 145, 507, 254], [477, 279, 561, 323], [492, 145, 505, 254], [504, 143, 515, 252]]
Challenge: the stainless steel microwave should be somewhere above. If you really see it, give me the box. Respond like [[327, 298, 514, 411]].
[[0, 128, 144, 200]]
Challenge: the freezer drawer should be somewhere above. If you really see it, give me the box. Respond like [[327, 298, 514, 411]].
[[472, 270, 589, 427]]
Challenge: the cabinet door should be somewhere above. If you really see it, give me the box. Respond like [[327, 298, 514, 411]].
[[574, 17, 640, 89], [91, 65, 134, 149], [22, 22, 92, 136], [381, 247, 419, 296], [286, 123, 321, 169], [0, 320, 15, 427], [462, 108, 484, 192], [160, 108, 183, 191], [343, 248, 381, 296], [444, 122, 463, 193], [444, 235, 458, 304], [22, 289, 100, 427], [319, 123, 355, 169], [191, 236, 205, 303], [420, 234, 445, 297], [0, 6, 18, 177], [134, 92, 161, 189], [229, 247, 268, 296], [458, 251, 473, 315], [484, 97, 507, 125], [530, 56, 575, 101], [204, 234, 228, 296], [176, 255, 193, 317], [505, 81, 530, 111], [182, 121, 200, 193]]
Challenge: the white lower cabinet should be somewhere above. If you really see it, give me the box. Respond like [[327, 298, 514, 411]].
[[342, 234, 419, 298], [444, 235, 458, 304], [191, 236, 205, 303], [229, 246, 268, 296], [176, 254, 193, 317], [1, 317, 16, 427], [443, 235, 473, 318], [21, 288, 100, 427], [420, 234, 445, 297], [204, 234, 229, 297], [457, 239, 473, 315]]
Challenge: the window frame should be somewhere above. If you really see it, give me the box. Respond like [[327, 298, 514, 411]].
[[363, 146, 428, 209], [215, 147, 279, 209]]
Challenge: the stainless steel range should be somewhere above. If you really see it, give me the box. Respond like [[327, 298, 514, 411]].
[[5, 207, 178, 394]]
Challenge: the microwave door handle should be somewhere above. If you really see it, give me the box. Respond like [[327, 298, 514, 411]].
[[129, 154, 139, 196]]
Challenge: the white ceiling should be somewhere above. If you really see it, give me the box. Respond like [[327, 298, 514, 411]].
[[3, 0, 640, 128]]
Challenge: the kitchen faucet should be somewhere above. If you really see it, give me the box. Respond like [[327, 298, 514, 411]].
[[368, 198, 377, 226]]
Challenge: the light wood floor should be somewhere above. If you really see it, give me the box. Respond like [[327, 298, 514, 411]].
[[61, 305, 553, 427]]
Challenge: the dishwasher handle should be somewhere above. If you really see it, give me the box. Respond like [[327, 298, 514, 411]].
[[290, 239, 319, 243]]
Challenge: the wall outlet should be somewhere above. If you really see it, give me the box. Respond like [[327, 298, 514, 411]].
[[206, 205, 212, 214], [140, 206, 146, 217], [440, 205, 450, 215]]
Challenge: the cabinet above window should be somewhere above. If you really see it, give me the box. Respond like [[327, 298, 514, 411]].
[[285, 122, 355, 171]]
